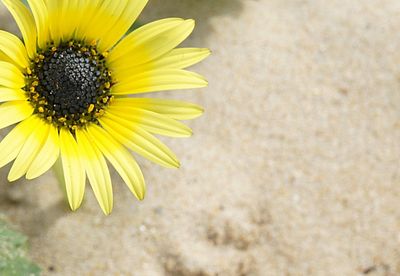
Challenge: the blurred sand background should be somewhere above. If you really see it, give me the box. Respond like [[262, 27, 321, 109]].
[[0, 0, 400, 275]]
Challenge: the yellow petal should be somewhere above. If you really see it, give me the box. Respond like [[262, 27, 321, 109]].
[[8, 118, 49, 181], [99, 117, 180, 168], [111, 98, 204, 120], [109, 18, 194, 68], [58, 0, 73, 41], [109, 18, 182, 61], [0, 101, 33, 129], [58, 0, 79, 40], [97, 0, 148, 51], [76, 129, 113, 215], [46, 0, 81, 43], [44, 0, 61, 43], [27, 0, 49, 50], [26, 124, 59, 179], [87, 124, 145, 200], [59, 128, 86, 211], [82, 0, 128, 51], [0, 87, 27, 103], [153, 48, 211, 69], [45, 0, 59, 45], [73, 0, 102, 42], [2, 0, 37, 59], [0, 115, 37, 169], [114, 48, 211, 78], [112, 69, 208, 95], [105, 107, 193, 137], [0, 61, 26, 88], [0, 31, 29, 68], [0, 50, 17, 66]]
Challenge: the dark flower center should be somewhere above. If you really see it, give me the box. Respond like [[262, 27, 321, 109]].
[[25, 41, 113, 131]]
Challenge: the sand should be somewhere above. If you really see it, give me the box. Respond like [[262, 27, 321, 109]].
[[0, 0, 399, 275]]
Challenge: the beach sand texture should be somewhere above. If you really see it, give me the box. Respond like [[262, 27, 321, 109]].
[[0, 0, 399, 275]]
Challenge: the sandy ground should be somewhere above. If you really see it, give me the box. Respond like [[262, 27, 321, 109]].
[[0, 0, 399, 275]]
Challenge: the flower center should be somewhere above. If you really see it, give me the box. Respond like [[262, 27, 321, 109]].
[[25, 41, 113, 131]]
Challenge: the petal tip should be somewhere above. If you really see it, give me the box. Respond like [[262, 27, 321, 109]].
[[134, 188, 146, 201], [25, 170, 38, 180], [198, 106, 205, 114], [7, 167, 23, 182], [100, 200, 113, 216], [204, 49, 212, 60], [70, 205, 79, 212], [7, 174, 19, 182], [174, 160, 181, 169], [184, 129, 193, 138], [69, 200, 83, 212], [102, 208, 112, 216]]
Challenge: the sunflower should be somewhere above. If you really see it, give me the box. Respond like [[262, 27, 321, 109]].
[[0, 0, 209, 214]]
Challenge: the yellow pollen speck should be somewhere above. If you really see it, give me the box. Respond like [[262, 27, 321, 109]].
[[91, 49, 97, 56], [58, 117, 67, 123], [68, 41, 74, 47], [51, 47, 57, 52], [71, 125, 78, 131], [38, 107, 44, 113], [102, 97, 108, 104], [32, 81, 39, 86], [46, 116, 52, 122], [26, 67, 32, 75], [81, 47, 87, 52], [102, 51, 109, 58], [95, 110, 105, 117], [30, 86, 35, 93], [104, 82, 111, 89], [88, 104, 95, 113], [39, 54, 45, 60], [91, 40, 97, 46]]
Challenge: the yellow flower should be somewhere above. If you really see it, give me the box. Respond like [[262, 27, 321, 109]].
[[0, 0, 209, 214]]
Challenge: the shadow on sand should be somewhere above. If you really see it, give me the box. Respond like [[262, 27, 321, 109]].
[[0, 176, 69, 237], [19, 199, 70, 237], [140, 0, 244, 44]]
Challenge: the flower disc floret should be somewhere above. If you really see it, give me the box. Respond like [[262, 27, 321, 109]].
[[25, 40, 113, 131]]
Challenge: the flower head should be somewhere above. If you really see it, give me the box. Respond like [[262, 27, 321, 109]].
[[0, 0, 209, 214]]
